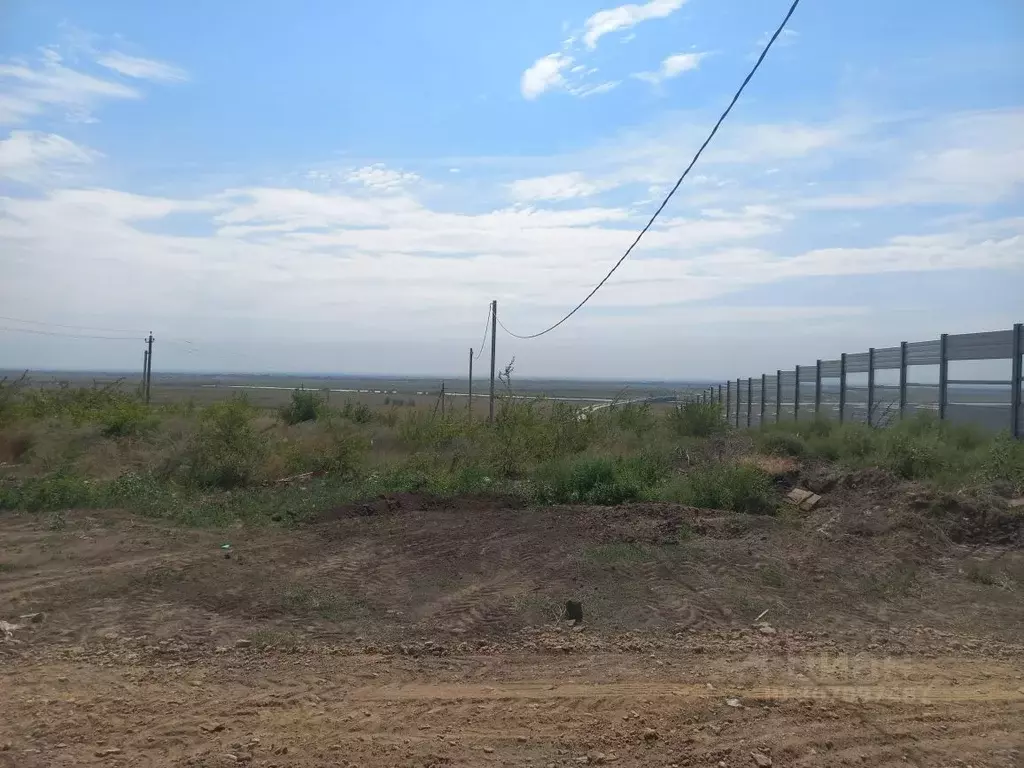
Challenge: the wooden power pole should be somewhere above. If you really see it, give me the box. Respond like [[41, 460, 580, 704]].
[[468, 348, 473, 416]]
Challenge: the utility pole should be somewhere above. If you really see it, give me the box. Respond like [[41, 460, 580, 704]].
[[488, 300, 497, 424], [144, 332, 154, 405], [142, 349, 149, 395], [468, 348, 473, 416], [440, 380, 446, 416]]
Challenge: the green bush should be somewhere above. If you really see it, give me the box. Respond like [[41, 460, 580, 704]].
[[0, 471, 97, 512], [532, 455, 648, 505], [279, 389, 326, 425], [613, 401, 656, 436], [979, 434, 1024, 492], [661, 463, 777, 515], [20, 382, 136, 424], [99, 400, 158, 437], [880, 430, 949, 480], [283, 422, 370, 477], [339, 400, 374, 424], [757, 430, 808, 458], [178, 396, 268, 489], [397, 410, 464, 451], [669, 401, 723, 437], [835, 424, 879, 460]]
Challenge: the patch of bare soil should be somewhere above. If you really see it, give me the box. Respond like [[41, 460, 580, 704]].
[[2, 480, 1023, 767]]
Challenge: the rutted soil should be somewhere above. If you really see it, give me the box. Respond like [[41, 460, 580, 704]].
[[2, 482, 1023, 766]]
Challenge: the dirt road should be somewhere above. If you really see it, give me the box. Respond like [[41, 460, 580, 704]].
[[2, 499, 1023, 766]]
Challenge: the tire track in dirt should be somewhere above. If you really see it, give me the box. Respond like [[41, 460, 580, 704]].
[[349, 679, 1024, 705]]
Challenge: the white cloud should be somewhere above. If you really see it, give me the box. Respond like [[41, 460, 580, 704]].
[[3, 97, 1022, 376], [345, 164, 420, 192], [521, 0, 687, 99], [521, 53, 574, 99], [508, 172, 617, 202], [0, 130, 100, 184], [634, 51, 707, 84], [583, 0, 687, 49], [96, 51, 188, 82], [0, 50, 139, 124], [804, 109, 1024, 210]]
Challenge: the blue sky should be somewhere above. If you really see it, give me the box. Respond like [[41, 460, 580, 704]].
[[1, 0, 1022, 378]]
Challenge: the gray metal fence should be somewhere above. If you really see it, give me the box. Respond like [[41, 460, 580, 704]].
[[720, 323, 1023, 437]]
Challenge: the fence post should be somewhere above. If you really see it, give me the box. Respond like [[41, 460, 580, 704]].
[[866, 347, 875, 426], [775, 370, 782, 423], [746, 378, 752, 427], [760, 373, 767, 425], [794, 365, 801, 421], [814, 359, 822, 417], [726, 381, 731, 423], [938, 333, 949, 422], [899, 341, 908, 420], [839, 353, 847, 424], [718, 384, 723, 411], [1011, 324, 1022, 439], [736, 378, 741, 428]]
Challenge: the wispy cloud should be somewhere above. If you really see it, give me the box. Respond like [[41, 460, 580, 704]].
[[582, 0, 687, 49], [0, 130, 100, 184], [96, 51, 188, 82], [520, 0, 688, 100], [507, 172, 618, 202], [344, 164, 421, 192], [0, 42, 187, 125], [0, 48, 138, 124], [633, 51, 707, 84]]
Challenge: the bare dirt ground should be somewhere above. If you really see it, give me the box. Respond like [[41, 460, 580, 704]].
[[2, 481, 1023, 767]]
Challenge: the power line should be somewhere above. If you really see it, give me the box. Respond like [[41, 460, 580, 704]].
[[473, 305, 492, 361], [0, 315, 148, 335], [497, 0, 801, 340], [0, 325, 140, 341]]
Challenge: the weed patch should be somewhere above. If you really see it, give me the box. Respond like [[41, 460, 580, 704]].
[[661, 463, 777, 515], [582, 541, 653, 565]]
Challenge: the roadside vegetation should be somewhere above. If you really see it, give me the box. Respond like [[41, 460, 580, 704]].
[[0, 374, 1021, 525]]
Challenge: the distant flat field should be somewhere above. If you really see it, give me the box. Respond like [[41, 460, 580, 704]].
[[1, 370, 710, 409]]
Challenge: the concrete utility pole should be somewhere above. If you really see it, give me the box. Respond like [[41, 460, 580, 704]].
[[488, 300, 497, 424], [468, 348, 473, 416], [144, 333, 154, 405]]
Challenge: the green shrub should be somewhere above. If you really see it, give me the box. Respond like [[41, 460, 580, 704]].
[[20, 381, 136, 424], [613, 401, 656, 436], [979, 434, 1024, 492], [757, 431, 808, 458], [99, 400, 158, 437], [283, 422, 369, 477], [178, 396, 268, 489], [880, 430, 949, 480], [801, 418, 835, 439], [669, 401, 723, 437], [532, 455, 648, 505], [661, 463, 777, 515], [0, 471, 97, 512], [397, 410, 463, 451], [279, 389, 326, 425], [835, 424, 879, 460], [339, 400, 374, 424]]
